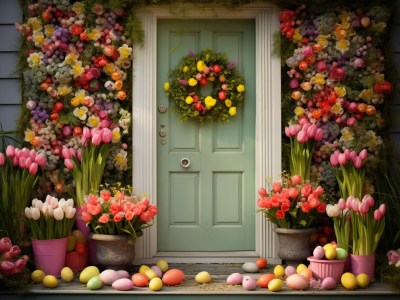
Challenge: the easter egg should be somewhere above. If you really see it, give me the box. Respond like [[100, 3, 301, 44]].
[[285, 266, 296, 277], [296, 264, 308, 274], [255, 258, 268, 269], [60, 267, 74, 283], [139, 265, 150, 274], [321, 277, 337, 290], [43, 275, 58, 288], [336, 248, 348, 259], [112, 278, 134, 291], [356, 273, 370, 288], [149, 277, 163, 291], [242, 276, 257, 291], [116, 270, 130, 279], [313, 246, 325, 260], [268, 278, 283, 292], [273, 265, 285, 278], [257, 273, 275, 288], [156, 259, 169, 273], [31, 270, 46, 283], [100, 269, 120, 285], [242, 262, 259, 273], [162, 269, 185, 286], [195, 271, 212, 284], [87, 275, 103, 290], [132, 273, 149, 287], [341, 272, 357, 290], [226, 273, 243, 285], [144, 269, 158, 280], [325, 246, 337, 260], [300, 268, 313, 282], [286, 274, 309, 290], [72, 230, 86, 243], [80, 266, 100, 284], [151, 266, 163, 278]]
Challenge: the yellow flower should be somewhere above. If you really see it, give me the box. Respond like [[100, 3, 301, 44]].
[[336, 39, 350, 53], [27, 17, 42, 31], [72, 2, 84, 14], [340, 127, 354, 141], [229, 107, 237, 116], [112, 127, 121, 143], [331, 103, 344, 115], [334, 86, 346, 98], [164, 82, 170, 91], [115, 150, 128, 171], [32, 31, 44, 47], [205, 96, 216, 109], [24, 128, 36, 143], [188, 78, 197, 86], [118, 44, 132, 59], [183, 66, 189, 73], [86, 115, 100, 128], [71, 90, 86, 107], [359, 88, 374, 101], [316, 34, 330, 48], [225, 99, 232, 107], [312, 73, 326, 85], [293, 28, 303, 43], [185, 96, 193, 104], [294, 106, 305, 116], [236, 84, 245, 93], [70, 62, 84, 77], [57, 85, 72, 96], [27, 52, 43, 67], [209, 76, 215, 82], [64, 52, 79, 65], [338, 11, 350, 29], [197, 60, 206, 72], [103, 63, 115, 74], [73, 106, 88, 121], [44, 24, 55, 37], [87, 28, 102, 40]]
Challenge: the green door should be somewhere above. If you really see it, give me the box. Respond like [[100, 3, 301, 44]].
[[157, 20, 255, 252]]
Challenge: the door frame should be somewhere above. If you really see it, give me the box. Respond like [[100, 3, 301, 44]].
[[132, 3, 282, 264]]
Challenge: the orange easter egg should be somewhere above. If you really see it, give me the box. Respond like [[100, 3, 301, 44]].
[[162, 269, 184, 286]]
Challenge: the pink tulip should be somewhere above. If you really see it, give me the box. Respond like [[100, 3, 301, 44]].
[[25, 157, 32, 169], [0, 153, 5, 166], [29, 162, 38, 175], [99, 213, 110, 223], [35, 153, 46, 167], [338, 153, 347, 165], [101, 128, 112, 144], [92, 133, 102, 145], [353, 156, 362, 169], [289, 124, 300, 136], [291, 175, 302, 185], [362, 194, 374, 210], [5, 145, 15, 158], [14, 258, 27, 272], [351, 198, 360, 212], [374, 209, 383, 221], [272, 182, 282, 193], [29, 149, 36, 161], [69, 148, 76, 158], [299, 118, 309, 126], [12, 156, 18, 167], [83, 126, 91, 139], [387, 250, 400, 265], [344, 149, 351, 160], [6, 245, 21, 257], [314, 128, 323, 141], [285, 127, 291, 138], [77, 148, 82, 161], [63, 125, 72, 136], [379, 203, 386, 216], [64, 158, 74, 170], [14, 148, 20, 159], [350, 151, 357, 163], [307, 124, 317, 139], [358, 201, 369, 215], [258, 188, 267, 197], [297, 130, 309, 143], [18, 157, 26, 169], [359, 149, 368, 161], [100, 119, 110, 128], [0, 237, 12, 253], [346, 196, 354, 210], [302, 122, 311, 133], [338, 198, 346, 210], [330, 153, 339, 167], [62, 147, 70, 159], [21, 148, 30, 158]]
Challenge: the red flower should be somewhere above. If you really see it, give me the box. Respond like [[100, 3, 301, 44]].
[[281, 202, 290, 212], [98, 213, 110, 223], [301, 184, 312, 198], [100, 189, 111, 201], [113, 212, 123, 223], [329, 67, 346, 82], [276, 210, 285, 219], [125, 211, 134, 221], [317, 203, 326, 214], [81, 211, 93, 222], [140, 211, 153, 222], [301, 202, 311, 213], [70, 24, 83, 36]]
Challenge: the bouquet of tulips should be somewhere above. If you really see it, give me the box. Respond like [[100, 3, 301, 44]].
[[63, 127, 115, 206], [326, 198, 350, 251], [345, 195, 385, 255], [258, 174, 326, 229], [80, 184, 158, 242], [0, 237, 29, 276], [330, 149, 368, 200], [25, 195, 76, 240], [0, 146, 46, 244], [285, 119, 323, 181]]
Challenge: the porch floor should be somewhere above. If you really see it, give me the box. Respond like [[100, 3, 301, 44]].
[[2, 264, 398, 299]]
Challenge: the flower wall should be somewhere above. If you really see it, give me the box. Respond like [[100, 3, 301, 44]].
[[279, 4, 393, 195], [15, 0, 134, 195]]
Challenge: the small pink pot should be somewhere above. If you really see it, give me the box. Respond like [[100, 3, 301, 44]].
[[350, 254, 375, 281], [307, 256, 345, 282]]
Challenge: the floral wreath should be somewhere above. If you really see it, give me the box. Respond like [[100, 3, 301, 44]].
[[164, 49, 245, 122]]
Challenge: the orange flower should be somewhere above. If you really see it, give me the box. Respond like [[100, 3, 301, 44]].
[[114, 80, 123, 90], [117, 91, 126, 100]]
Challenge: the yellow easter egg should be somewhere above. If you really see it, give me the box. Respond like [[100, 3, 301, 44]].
[[296, 264, 308, 274], [356, 273, 370, 288], [341, 272, 357, 290], [273, 265, 285, 278], [139, 265, 150, 274], [31, 270, 46, 283], [325, 247, 337, 260], [268, 278, 283, 292], [43, 275, 58, 288]]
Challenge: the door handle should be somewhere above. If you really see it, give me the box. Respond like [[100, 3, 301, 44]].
[[180, 158, 190, 168]]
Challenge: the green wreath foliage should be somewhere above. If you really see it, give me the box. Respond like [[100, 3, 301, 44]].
[[164, 49, 245, 122]]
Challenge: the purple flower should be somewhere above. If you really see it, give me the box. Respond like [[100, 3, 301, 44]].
[[178, 79, 188, 86], [227, 61, 237, 70]]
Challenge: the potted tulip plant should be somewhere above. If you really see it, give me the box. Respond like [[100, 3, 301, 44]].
[[258, 174, 326, 264], [25, 195, 76, 277], [79, 184, 158, 268]]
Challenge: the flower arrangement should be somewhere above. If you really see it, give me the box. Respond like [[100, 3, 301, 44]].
[[62, 126, 117, 206], [80, 185, 158, 241], [25, 195, 76, 240], [387, 249, 400, 268], [0, 145, 46, 244], [15, 0, 133, 193], [326, 198, 350, 251], [330, 149, 368, 199], [285, 119, 323, 181], [257, 174, 326, 229], [279, 5, 392, 193], [0, 237, 29, 277], [344, 195, 385, 255], [164, 49, 245, 122]]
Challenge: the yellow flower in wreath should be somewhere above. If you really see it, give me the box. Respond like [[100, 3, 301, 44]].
[[225, 99, 232, 107], [183, 66, 189, 73], [197, 60, 206, 72], [164, 82, 170, 91], [229, 107, 237, 116], [185, 96, 194, 104], [205, 96, 216, 109], [237, 84, 245, 93], [188, 78, 197, 86]]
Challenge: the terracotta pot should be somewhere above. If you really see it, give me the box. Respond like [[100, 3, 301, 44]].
[[90, 233, 136, 269], [350, 254, 375, 281], [274, 227, 316, 265]]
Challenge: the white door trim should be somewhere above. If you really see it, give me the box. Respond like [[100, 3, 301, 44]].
[[132, 3, 282, 264]]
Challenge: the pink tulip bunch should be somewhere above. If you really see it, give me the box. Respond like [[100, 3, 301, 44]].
[[285, 119, 323, 181], [330, 149, 368, 200], [0, 237, 29, 276], [25, 195, 76, 240], [0, 145, 46, 175], [344, 195, 386, 255], [80, 186, 158, 241], [326, 198, 350, 251], [61, 126, 114, 206]]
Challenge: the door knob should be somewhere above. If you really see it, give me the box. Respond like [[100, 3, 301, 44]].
[[158, 105, 167, 113], [180, 158, 190, 168]]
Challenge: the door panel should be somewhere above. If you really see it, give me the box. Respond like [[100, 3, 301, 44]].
[[157, 20, 255, 251]]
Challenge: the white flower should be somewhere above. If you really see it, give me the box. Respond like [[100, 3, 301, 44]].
[[31, 207, 41, 220], [66, 198, 74, 208], [53, 207, 64, 221], [326, 204, 340, 217], [25, 207, 32, 219], [65, 206, 76, 219]]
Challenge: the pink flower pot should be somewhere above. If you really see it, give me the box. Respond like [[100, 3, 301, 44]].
[[32, 237, 68, 278], [307, 256, 345, 282], [350, 254, 375, 281]]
